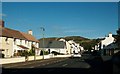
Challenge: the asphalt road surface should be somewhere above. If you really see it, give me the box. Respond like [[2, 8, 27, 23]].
[[2, 55, 113, 74]]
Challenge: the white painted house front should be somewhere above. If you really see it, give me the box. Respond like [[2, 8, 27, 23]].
[[0, 20, 40, 58], [39, 39, 67, 54], [59, 39, 84, 54], [99, 33, 117, 55], [101, 33, 115, 49]]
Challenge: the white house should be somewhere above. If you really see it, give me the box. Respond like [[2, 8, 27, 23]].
[[98, 33, 117, 55], [101, 33, 115, 49], [0, 20, 40, 58], [39, 39, 67, 54], [59, 39, 84, 54]]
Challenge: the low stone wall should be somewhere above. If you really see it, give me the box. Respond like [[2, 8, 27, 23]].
[[0, 55, 71, 64], [1, 57, 25, 64], [0, 56, 43, 64], [54, 54, 71, 58]]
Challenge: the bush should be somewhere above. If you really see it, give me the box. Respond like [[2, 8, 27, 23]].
[[1, 54, 5, 58], [19, 51, 29, 56], [91, 50, 100, 56], [28, 49, 35, 56], [40, 50, 49, 55], [51, 51, 60, 55]]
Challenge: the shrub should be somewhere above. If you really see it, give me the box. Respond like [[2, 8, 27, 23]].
[[28, 49, 35, 56], [2, 54, 5, 58], [51, 51, 60, 55], [40, 50, 49, 55]]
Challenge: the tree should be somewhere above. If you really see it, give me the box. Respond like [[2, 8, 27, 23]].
[[28, 48, 35, 56]]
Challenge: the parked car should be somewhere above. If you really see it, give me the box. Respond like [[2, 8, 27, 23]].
[[71, 53, 81, 58]]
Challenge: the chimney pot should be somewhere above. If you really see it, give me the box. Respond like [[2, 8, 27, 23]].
[[28, 30, 33, 35]]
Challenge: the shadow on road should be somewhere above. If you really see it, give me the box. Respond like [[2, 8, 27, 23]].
[[2, 51, 120, 74], [84, 56, 113, 74], [2, 56, 113, 74], [2, 68, 91, 74]]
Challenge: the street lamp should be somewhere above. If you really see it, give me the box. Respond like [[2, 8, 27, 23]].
[[40, 27, 45, 59]]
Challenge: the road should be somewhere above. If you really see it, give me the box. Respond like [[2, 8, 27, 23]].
[[38, 58, 90, 68], [2, 55, 113, 74]]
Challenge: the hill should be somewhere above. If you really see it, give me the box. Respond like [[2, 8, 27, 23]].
[[39, 36, 103, 50], [39, 36, 89, 43]]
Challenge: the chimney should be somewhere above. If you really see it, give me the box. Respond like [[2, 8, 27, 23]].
[[108, 32, 112, 37], [0, 20, 4, 27], [28, 30, 33, 35]]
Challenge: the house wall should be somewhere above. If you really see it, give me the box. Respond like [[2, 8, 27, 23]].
[[13, 39, 21, 54], [13, 39, 39, 50], [35, 42, 40, 55], [33, 42, 39, 48], [0, 36, 39, 58], [65, 41, 71, 54], [36, 43, 39, 48], [59, 48, 66, 54], [40, 48, 66, 54], [67, 40, 81, 54], [28, 41, 32, 49], [100, 33, 115, 55], [101, 33, 115, 49], [59, 39, 83, 54], [0, 37, 13, 57], [13, 39, 26, 53], [59, 39, 82, 54]]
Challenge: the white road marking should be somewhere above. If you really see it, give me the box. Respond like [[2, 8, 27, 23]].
[[62, 64, 68, 67]]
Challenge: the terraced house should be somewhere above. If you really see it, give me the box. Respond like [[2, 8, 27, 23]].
[[0, 20, 40, 58]]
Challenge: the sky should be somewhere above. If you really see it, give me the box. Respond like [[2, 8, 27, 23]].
[[1, 2, 119, 39]]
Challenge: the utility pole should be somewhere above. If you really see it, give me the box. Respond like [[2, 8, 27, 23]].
[[40, 27, 45, 59], [34, 47, 36, 60]]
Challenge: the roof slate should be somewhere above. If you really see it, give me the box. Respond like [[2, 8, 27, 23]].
[[20, 32, 39, 42], [0, 25, 38, 42], [39, 39, 65, 48]]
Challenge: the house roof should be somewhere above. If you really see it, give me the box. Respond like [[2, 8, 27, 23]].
[[20, 32, 39, 42], [39, 40, 65, 48], [104, 43, 118, 49], [0, 27, 26, 40], [32, 45, 39, 49], [0, 22, 39, 42], [17, 45, 29, 49]]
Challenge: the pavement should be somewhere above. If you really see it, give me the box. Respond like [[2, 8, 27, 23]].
[[2, 57, 68, 68]]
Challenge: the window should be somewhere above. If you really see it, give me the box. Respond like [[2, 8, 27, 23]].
[[5, 37, 8, 41], [20, 40, 22, 45], [6, 49, 9, 57], [6, 38, 9, 44], [14, 39, 16, 45]]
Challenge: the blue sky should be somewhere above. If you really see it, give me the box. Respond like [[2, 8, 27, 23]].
[[2, 2, 118, 39]]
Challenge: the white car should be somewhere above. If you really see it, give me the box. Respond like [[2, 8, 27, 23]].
[[71, 53, 81, 58]]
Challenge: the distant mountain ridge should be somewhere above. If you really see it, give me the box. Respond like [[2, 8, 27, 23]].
[[38, 36, 103, 50], [39, 36, 89, 41], [62, 36, 90, 41]]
